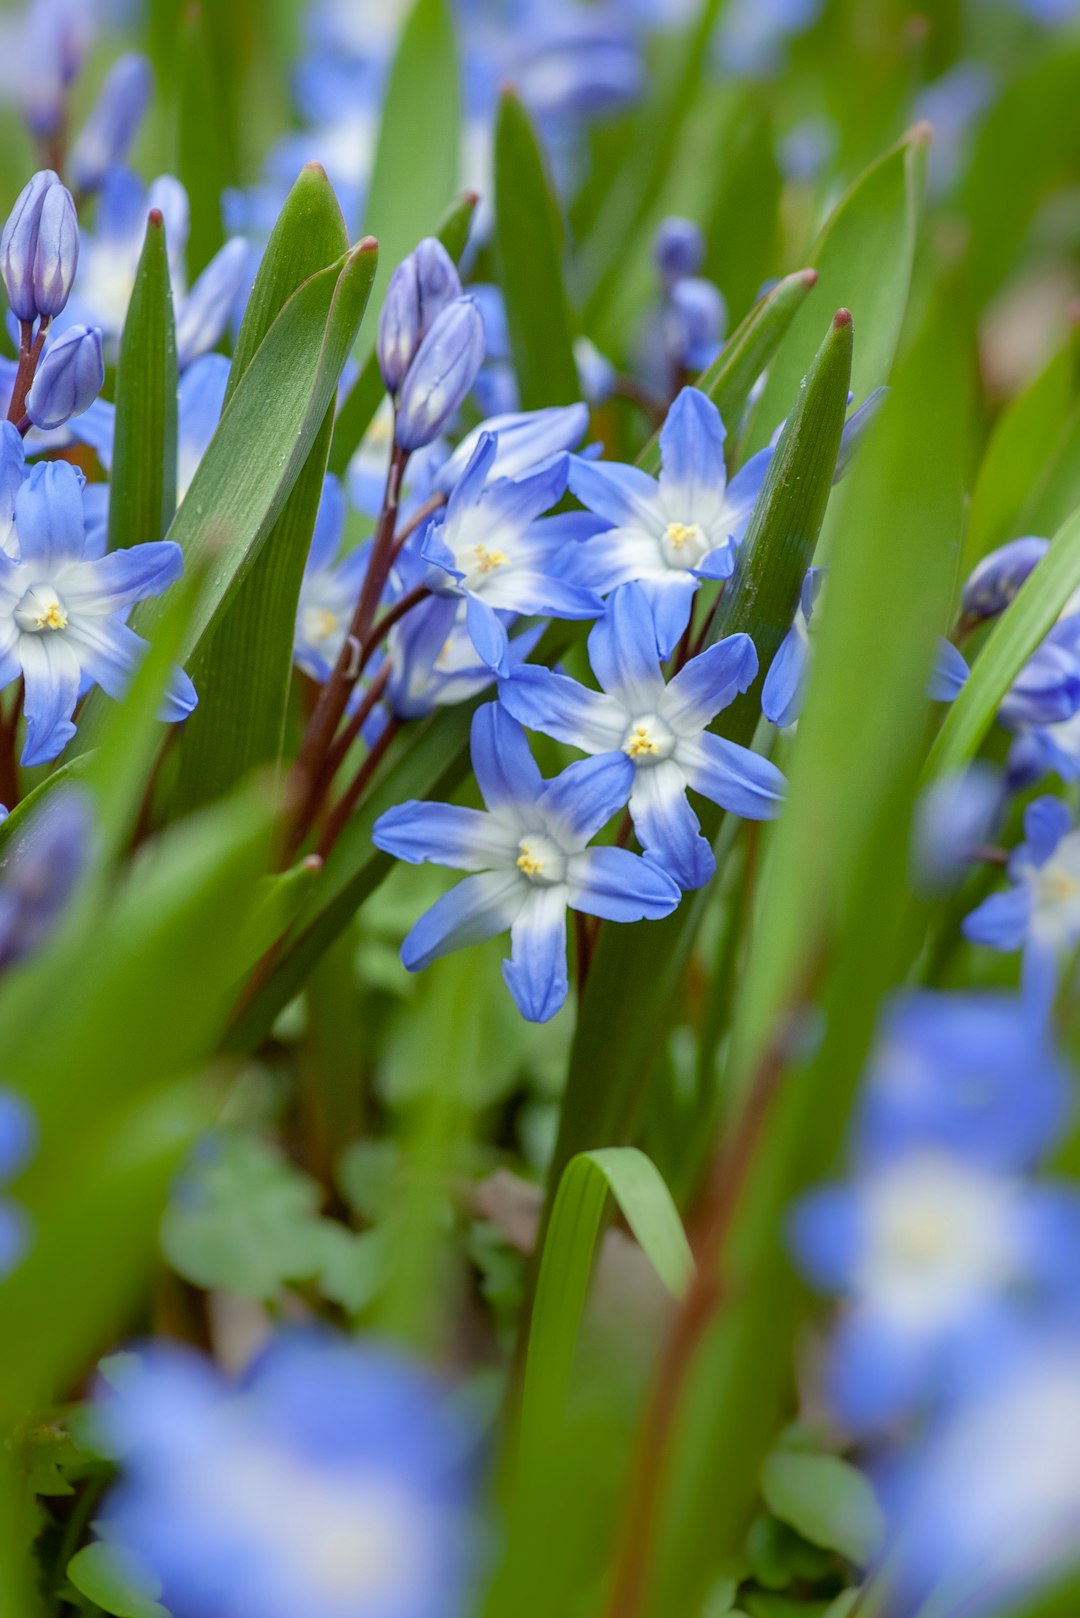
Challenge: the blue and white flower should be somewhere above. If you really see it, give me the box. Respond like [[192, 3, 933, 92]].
[[564, 386, 771, 657], [0, 442, 195, 764], [293, 475, 370, 686], [500, 581, 785, 890], [421, 433, 601, 676], [372, 704, 680, 1022]]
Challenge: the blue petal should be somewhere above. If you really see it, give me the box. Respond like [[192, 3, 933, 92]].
[[470, 703, 543, 814], [567, 845, 680, 921], [176, 237, 249, 371], [501, 887, 568, 1022], [371, 801, 518, 870], [482, 456, 569, 534], [538, 751, 634, 847], [1022, 935, 1059, 1022], [19, 633, 82, 765], [637, 573, 699, 660], [0, 423, 25, 546], [787, 1184, 860, 1292], [928, 638, 969, 702], [827, 1310, 932, 1434], [587, 581, 665, 710], [444, 432, 498, 527], [678, 732, 786, 819], [761, 623, 810, 727], [723, 445, 771, 540], [63, 615, 142, 702], [1023, 795, 1072, 865], [628, 760, 714, 890], [306, 476, 347, 575], [691, 544, 736, 581], [438, 404, 588, 493], [658, 386, 727, 505], [662, 632, 758, 733], [963, 885, 1032, 951], [465, 593, 511, 674], [177, 353, 229, 495], [14, 461, 85, 569], [402, 870, 525, 972], [62, 541, 183, 613], [567, 454, 660, 530], [0, 1199, 30, 1279], [498, 666, 626, 753], [479, 567, 602, 624], [161, 664, 198, 722]]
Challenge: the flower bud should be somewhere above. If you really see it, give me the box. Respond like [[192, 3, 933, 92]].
[[26, 325, 104, 430], [19, 0, 92, 138], [653, 216, 705, 285], [395, 296, 485, 452], [663, 277, 726, 372], [0, 171, 78, 324], [962, 535, 1050, 624], [378, 237, 462, 394], [69, 53, 153, 195]]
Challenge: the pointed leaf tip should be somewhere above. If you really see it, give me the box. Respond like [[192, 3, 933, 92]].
[[147, 208, 163, 229], [834, 307, 853, 328]]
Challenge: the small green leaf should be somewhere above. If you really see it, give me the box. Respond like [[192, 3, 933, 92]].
[[495, 89, 579, 409], [761, 1451, 886, 1568], [67, 1542, 169, 1618], [107, 210, 178, 553]]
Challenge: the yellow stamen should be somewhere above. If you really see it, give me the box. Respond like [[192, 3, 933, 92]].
[[516, 845, 544, 877], [624, 725, 659, 759], [664, 521, 700, 551], [472, 545, 509, 573], [35, 603, 68, 631]]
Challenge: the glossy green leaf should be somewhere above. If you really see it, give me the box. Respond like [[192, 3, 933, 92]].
[[494, 89, 579, 409], [927, 499, 1080, 782], [745, 126, 928, 453], [362, 0, 460, 320], [177, 1, 229, 277], [327, 189, 479, 479], [67, 1542, 169, 1618], [760, 1452, 885, 1568], [965, 327, 1080, 572], [174, 164, 349, 810], [107, 210, 178, 553]]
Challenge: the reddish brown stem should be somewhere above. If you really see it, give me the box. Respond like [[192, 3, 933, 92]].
[[288, 661, 392, 857], [7, 321, 47, 425], [316, 716, 401, 861], [390, 493, 446, 563], [0, 679, 23, 810]]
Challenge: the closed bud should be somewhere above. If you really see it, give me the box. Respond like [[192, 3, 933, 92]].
[[26, 325, 104, 430], [378, 238, 461, 394], [663, 276, 726, 372], [653, 216, 705, 285], [69, 53, 153, 195], [32, 180, 79, 318], [395, 296, 485, 451], [19, 0, 92, 138], [962, 535, 1050, 624], [1, 170, 78, 323]]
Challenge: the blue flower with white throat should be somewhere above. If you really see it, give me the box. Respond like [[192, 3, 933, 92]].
[[293, 475, 371, 686], [499, 581, 786, 890], [964, 796, 1080, 1014], [563, 386, 772, 657], [0, 437, 195, 765], [420, 431, 602, 676], [372, 704, 680, 1022]]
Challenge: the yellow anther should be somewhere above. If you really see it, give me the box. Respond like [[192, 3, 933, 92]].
[[516, 844, 544, 877], [663, 521, 701, 551], [624, 725, 659, 759], [35, 603, 68, 631], [311, 608, 339, 640], [472, 545, 509, 574]]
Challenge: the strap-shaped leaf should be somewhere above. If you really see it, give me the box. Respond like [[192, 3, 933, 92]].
[[495, 90, 579, 409], [173, 164, 350, 811], [107, 211, 177, 552], [178, 1, 229, 278]]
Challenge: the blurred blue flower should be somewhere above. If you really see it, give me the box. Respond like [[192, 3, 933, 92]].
[[177, 352, 230, 500], [915, 63, 997, 195], [500, 581, 785, 890], [373, 704, 679, 1021], [964, 795, 1080, 1012], [0, 1088, 35, 1278], [18, 0, 92, 138], [294, 476, 370, 686], [0, 446, 195, 763], [911, 763, 1004, 894], [96, 1332, 480, 1618], [566, 387, 772, 657], [963, 536, 1049, 624], [653, 217, 705, 286], [68, 52, 152, 194], [0, 785, 93, 970], [999, 614, 1080, 730], [662, 277, 726, 374], [421, 432, 600, 676], [716, 0, 822, 77]]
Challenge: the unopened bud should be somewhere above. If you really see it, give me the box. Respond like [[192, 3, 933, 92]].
[[378, 238, 462, 395], [69, 54, 153, 195], [26, 325, 104, 430], [663, 277, 726, 372], [0, 170, 78, 323], [962, 535, 1050, 624], [653, 216, 705, 285], [395, 295, 485, 451]]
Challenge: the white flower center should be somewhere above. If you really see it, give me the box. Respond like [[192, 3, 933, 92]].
[[1032, 832, 1080, 947], [300, 603, 342, 651], [16, 584, 68, 634], [661, 520, 708, 570], [464, 544, 510, 590], [621, 713, 675, 765], [515, 832, 567, 885]]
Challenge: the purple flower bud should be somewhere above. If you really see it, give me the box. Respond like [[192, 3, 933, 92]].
[[19, 0, 92, 137], [653, 217, 705, 285], [962, 535, 1050, 624], [663, 277, 726, 373], [378, 237, 462, 394], [0, 170, 78, 323], [395, 296, 485, 452], [69, 53, 153, 195], [26, 325, 104, 431]]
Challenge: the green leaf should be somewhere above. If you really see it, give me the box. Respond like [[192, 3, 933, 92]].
[[494, 89, 579, 409], [327, 189, 478, 479], [543, 312, 853, 1217], [177, 0, 229, 277], [927, 499, 1080, 783], [744, 126, 928, 454], [965, 327, 1080, 572], [761, 1451, 885, 1568], [173, 164, 350, 810], [362, 0, 460, 321], [107, 210, 178, 553], [67, 1542, 169, 1618], [79, 240, 377, 756], [637, 268, 818, 477]]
